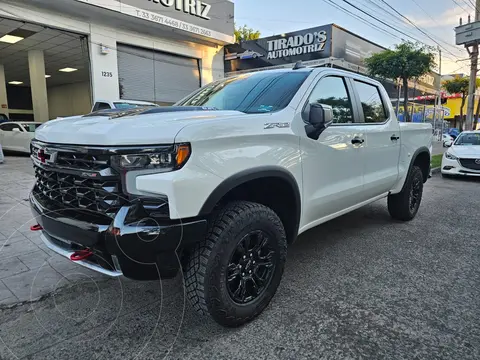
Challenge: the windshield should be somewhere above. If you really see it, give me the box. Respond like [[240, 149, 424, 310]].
[[454, 133, 480, 146], [114, 102, 157, 109], [177, 71, 310, 114], [21, 123, 41, 132]]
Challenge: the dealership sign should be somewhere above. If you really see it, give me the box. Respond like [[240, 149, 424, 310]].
[[266, 31, 327, 59], [75, 0, 234, 43], [224, 25, 332, 73], [147, 0, 211, 20]]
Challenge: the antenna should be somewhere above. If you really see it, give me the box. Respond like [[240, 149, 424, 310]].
[[293, 61, 306, 70]]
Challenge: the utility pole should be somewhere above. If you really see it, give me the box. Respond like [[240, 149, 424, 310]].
[[433, 47, 441, 133], [465, 1, 480, 131], [438, 47, 443, 136]]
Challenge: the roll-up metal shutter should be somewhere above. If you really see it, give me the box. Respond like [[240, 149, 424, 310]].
[[117, 44, 200, 104]]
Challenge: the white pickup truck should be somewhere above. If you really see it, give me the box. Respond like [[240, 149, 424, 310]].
[[29, 66, 432, 327]]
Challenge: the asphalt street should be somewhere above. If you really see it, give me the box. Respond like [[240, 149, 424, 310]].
[[0, 172, 478, 360]]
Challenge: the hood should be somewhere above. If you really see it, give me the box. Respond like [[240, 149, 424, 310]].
[[449, 145, 480, 158], [35, 109, 243, 145]]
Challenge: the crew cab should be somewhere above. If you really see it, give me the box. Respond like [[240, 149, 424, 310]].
[[29, 66, 432, 327]]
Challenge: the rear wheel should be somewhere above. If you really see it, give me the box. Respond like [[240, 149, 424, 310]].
[[184, 201, 287, 327], [388, 165, 424, 221]]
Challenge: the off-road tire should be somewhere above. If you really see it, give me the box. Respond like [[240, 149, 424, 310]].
[[388, 165, 424, 221], [184, 201, 287, 327]]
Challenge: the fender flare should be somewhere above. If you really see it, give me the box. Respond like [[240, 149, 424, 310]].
[[401, 146, 430, 191], [198, 166, 301, 240]]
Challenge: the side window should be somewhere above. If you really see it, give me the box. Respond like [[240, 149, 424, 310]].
[[353, 80, 388, 123], [97, 102, 111, 111], [0, 124, 14, 131], [307, 76, 354, 124]]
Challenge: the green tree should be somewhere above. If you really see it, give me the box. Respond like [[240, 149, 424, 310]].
[[365, 42, 435, 122], [234, 24, 261, 43], [442, 77, 480, 130]]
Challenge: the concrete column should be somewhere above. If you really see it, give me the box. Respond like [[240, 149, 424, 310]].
[[0, 65, 8, 119], [89, 25, 119, 101], [28, 50, 49, 122]]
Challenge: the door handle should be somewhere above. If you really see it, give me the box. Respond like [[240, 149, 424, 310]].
[[391, 134, 400, 141], [351, 137, 365, 145]]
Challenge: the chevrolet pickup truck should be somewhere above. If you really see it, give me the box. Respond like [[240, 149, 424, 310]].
[[30, 66, 432, 327]]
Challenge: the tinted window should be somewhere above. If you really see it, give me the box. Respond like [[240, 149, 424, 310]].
[[354, 81, 388, 123], [307, 76, 354, 124], [0, 123, 21, 131], [178, 71, 310, 114], [97, 102, 111, 111]]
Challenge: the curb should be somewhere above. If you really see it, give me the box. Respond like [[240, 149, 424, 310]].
[[431, 167, 441, 175]]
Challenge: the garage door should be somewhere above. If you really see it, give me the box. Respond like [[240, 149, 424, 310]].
[[117, 44, 201, 104]]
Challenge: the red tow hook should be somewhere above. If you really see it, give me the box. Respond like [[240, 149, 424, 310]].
[[30, 224, 43, 231], [70, 249, 93, 261]]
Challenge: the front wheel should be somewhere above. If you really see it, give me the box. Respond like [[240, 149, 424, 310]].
[[184, 201, 287, 327], [388, 165, 424, 221]]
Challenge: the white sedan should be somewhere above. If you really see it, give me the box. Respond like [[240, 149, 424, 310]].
[[0, 122, 42, 154], [441, 131, 480, 177], [442, 134, 454, 147]]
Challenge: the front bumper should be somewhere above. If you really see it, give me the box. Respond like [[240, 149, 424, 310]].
[[441, 157, 480, 177], [30, 193, 207, 280]]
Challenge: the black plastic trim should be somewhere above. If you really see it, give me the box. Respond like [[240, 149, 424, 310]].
[[198, 166, 301, 240], [403, 146, 431, 189]]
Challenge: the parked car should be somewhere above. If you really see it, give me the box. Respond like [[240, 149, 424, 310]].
[[441, 130, 480, 178], [442, 133, 454, 147], [91, 99, 158, 112], [0, 121, 42, 153], [29, 66, 432, 327]]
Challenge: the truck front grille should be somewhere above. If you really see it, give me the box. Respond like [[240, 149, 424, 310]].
[[459, 158, 480, 171], [33, 167, 126, 217], [31, 142, 127, 218]]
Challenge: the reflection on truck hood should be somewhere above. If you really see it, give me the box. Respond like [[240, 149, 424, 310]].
[[35, 110, 243, 145]]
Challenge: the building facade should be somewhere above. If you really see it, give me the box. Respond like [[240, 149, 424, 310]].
[[0, 0, 234, 122]]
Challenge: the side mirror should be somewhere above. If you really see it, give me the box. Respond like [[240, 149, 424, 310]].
[[12, 128, 20, 132], [305, 103, 333, 140], [445, 141, 453, 147]]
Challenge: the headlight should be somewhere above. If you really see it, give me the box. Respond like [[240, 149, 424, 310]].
[[111, 144, 190, 171], [445, 152, 458, 160]]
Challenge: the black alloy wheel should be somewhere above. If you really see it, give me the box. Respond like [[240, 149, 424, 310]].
[[409, 175, 422, 212], [226, 230, 275, 304]]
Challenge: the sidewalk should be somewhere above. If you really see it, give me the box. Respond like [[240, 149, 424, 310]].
[[0, 156, 107, 305]]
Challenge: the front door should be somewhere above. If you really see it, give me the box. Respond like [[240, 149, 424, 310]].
[[298, 74, 366, 231]]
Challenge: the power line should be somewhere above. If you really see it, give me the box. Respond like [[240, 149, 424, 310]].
[[375, 0, 462, 59], [451, 0, 472, 13], [463, 0, 476, 10], [321, 0, 407, 42], [387, 0, 465, 55]]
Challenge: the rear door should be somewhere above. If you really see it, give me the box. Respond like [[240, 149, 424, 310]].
[[349, 78, 401, 199], [298, 73, 366, 230]]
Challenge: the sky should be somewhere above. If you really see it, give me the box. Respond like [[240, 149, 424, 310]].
[[232, 0, 473, 75]]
